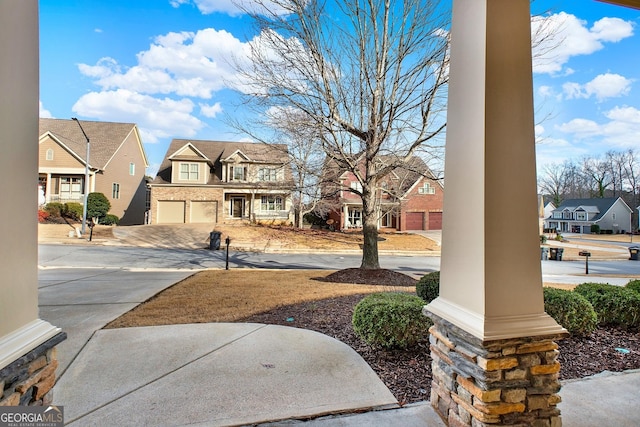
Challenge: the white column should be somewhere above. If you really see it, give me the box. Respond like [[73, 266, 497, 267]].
[[425, 0, 565, 341], [0, 1, 61, 369]]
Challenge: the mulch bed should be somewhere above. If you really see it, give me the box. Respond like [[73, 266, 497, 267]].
[[240, 268, 640, 405]]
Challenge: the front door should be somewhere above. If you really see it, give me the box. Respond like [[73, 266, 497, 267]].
[[231, 198, 245, 218]]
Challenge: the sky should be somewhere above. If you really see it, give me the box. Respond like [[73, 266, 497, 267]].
[[39, 0, 640, 177]]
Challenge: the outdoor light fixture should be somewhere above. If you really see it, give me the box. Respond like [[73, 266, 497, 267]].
[[71, 117, 90, 236]]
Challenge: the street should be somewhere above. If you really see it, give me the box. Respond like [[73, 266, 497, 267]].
[[39, 244, 640, 283]]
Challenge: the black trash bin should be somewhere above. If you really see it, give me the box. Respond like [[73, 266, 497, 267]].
[[209, 231, 221, 250], [549, 248, 564, 261], [540, 247, 548, 260], [630, 246, 640, 261]]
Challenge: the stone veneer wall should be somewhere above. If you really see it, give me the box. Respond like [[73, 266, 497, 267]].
[[427, 315, 567, 427], [0, 332, 66, 406]]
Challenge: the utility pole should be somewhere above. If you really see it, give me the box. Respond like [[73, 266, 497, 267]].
[[72, 118, 90, 236]]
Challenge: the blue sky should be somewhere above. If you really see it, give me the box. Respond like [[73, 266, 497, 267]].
[[39, 0, 640, 177]]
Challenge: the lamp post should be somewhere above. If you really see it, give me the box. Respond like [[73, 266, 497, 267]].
[[72, 118, 90, 236]]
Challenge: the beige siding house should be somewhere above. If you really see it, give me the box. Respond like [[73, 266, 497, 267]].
[[38, 118, 149, 225], [149, 139, 294, 225]]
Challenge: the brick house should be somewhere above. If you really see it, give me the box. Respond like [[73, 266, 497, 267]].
[[149, 139, 294, 225], [324, 156, 444, 231], [38, 118, 149, 225]]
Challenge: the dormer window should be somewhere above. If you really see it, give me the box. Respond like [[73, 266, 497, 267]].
[[230, 166, 246, 181], [179, 163, 200, 181], [46, 148, 54, 161]]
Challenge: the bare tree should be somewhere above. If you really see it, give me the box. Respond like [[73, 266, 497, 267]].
[[538, 162, 570, 206], [232, 0, 449, 269], [582, 156, 612, 198]]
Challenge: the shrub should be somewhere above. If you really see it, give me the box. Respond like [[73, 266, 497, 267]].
[[63, 202, 84, 221], [101, 214, 120, 226], [416, 271, 440, 303], [543, 287, 597, 336], [590, 224, 600, 234], [574, 283, 640, 328], [352, 292, 431, 349], [38, 210, 49, 223], [625, 279, 640, 295], [87, 192, 111, 221], [44, 202, 64, 217], [540, 234, 548, 244]]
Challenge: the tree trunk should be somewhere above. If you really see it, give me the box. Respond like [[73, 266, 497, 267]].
[[360, 187, 380, 269]]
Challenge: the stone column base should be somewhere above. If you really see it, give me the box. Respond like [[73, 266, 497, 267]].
[[0, 332, 66, 406], [426, 314, 568, 426]]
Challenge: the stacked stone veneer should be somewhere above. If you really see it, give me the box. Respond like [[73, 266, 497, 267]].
[[0, 332, 66, 406], [427, 315, 567, 427]]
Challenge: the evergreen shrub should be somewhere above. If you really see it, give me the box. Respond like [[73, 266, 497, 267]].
[[574, 282, 640, 328], [63, 202, 83, 221], [543, 287, 597, 336], [416, 271, 440, 303], [101, 214, 120, 226], [625, 279, 640, 295], [352, 292, 431, 349], [44, 202, 64, 217]]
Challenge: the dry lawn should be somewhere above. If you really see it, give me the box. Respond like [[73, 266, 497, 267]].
[[105, 269, 413, 329], [105, 269, 595, 329]]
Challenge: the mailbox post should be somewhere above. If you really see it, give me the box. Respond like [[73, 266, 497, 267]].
[[225, 237, 231, 270], [579, 251, 591, 274]]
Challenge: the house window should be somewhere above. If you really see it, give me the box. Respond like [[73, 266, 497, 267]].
[[258, 168, 278, 181], [112, 183, 120, 199], [129, 162, 135, 176], [418, 182, 436, 194], [59, 177, 83, 200], [46, 149, 54, 161], [350, 181, 363, 193], [348, 208, 362, 227], [553, 212, 562, 219], [230, 166, 246, 181], [261, 196, 283, 211], [575, 212, 587, 221], [563, 210, 572, 219], [180, 163, 199, 181]]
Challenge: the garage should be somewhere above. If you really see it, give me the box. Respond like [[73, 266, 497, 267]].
[[428, 212, 443, 230], [157, 200, 185, 224], [191, 201, 218, 223], [405, 212, 425, 230]]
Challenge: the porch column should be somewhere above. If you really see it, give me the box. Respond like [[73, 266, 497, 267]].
[[0, 0, 65, 406], [343, 204, 349, 230], [45, 173, 52, 203], [424, 0, 567, 425]]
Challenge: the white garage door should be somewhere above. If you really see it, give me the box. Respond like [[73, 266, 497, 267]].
[[157, 201, 185, 224], [191, 201, 218, 223]]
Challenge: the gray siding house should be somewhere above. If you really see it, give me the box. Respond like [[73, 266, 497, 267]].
[[545, 197, 632, 234]]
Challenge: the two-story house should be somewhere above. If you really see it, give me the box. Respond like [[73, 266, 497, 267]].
[[545, 197, 633, 234], [38, 118, 149, 225], [324, 155, 444, 231], [149, 139, 294, 224]]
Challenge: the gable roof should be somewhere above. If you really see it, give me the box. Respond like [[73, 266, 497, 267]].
[[552, 197, 631, 221], [39, 118, 148, 170], [152, 139, 290, 184], [323, 154, 438, 197]]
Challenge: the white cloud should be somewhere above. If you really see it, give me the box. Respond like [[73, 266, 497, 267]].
[[39, 101, 53, 118], [531, 13, 634, 75], [72, 89, 204, 143], [556, 106, 640, 149], [78, 29, 248, 99], [200, 102, 223, 118], [171, 0, 291, 16], [563, 73, 632, 101]]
